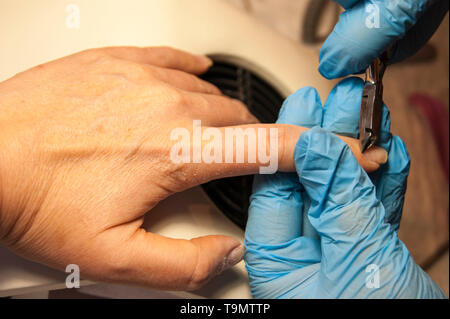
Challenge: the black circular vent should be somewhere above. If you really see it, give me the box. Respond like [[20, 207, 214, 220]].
[[200, 60, 284, 229]]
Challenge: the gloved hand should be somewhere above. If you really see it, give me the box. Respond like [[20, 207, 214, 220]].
[[319, 0, 449, 79], [244, 77, 447, 298]]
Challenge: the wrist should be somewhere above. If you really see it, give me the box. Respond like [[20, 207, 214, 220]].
[[0, 132, 6, 242], [0, 96, 46, 246], [0, 123, 21, 245], [0, 122, 7, 242], [0, 93, 14, 242]]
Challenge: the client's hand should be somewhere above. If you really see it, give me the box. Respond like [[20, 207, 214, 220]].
[[0, 47, 386, 290]]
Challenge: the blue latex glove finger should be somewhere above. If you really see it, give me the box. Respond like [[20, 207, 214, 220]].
[[370, 136, 410, 231], [278, 87, 324, 128], [321, 77, 364, 137], [244, 88, 323, 298], [279, 88, 325, 239], [320, 0, 449, 79], [295, 128, 446, 298], [368, 106, 410, 231]]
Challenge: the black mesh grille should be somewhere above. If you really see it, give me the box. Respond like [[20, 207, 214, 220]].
[[200, 60, 284, 229]]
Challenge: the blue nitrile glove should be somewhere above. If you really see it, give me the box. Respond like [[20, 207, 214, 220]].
[[244, 78, 447, 298], [319, 0, 449, 79]]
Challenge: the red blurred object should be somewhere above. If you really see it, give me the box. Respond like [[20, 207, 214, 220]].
[[409, 93, 449, 181]]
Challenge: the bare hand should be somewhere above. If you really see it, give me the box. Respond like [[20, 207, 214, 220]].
[[0, 47, 387, 290]]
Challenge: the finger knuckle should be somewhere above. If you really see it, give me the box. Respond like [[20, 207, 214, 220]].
[[193, 94, 209, 114], [129, 63, 154, 81], [153, 46, 176, 67], [168, 88, 187, 107], [77, 48, 107, 62]]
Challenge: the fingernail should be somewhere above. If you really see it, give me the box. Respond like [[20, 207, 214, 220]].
[[224, 245, 245, 269], [198, 55, 213, 68], [363, 147, 388, 164]]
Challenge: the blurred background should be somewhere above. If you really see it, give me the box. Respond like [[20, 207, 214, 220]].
[[225, 0, 449, 296]]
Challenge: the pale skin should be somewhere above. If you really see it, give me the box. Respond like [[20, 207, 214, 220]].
[[0, 47, 388, 290]]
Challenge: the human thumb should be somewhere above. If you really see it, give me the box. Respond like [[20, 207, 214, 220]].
[[82, 228, 245, 291]]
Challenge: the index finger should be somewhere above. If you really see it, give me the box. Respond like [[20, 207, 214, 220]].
[[171, 124, 386, 192]]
